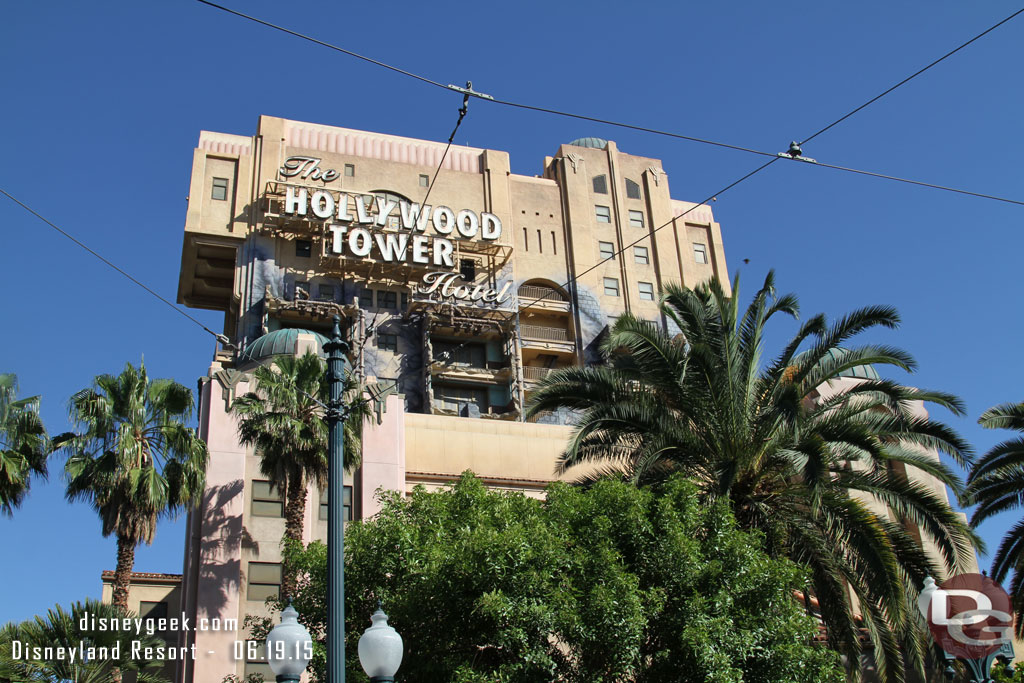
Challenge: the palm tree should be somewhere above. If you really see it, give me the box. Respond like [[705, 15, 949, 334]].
[[527, 272, 978, 682], [0, 599, 168, 683], [63, 361, 208, 612], [231, 350, 369, 594], [965, 402, 1024, 635], [0, 373, 50, 516]]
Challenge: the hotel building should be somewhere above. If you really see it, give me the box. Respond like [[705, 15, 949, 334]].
[[139, 115, 969, 682], [169, 115, 728, 682]]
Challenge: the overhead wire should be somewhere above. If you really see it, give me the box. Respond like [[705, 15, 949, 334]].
[[799, 6, 1024, 146], [518, 8, 1024, 309], [193, 0, 449, 91], [194, 0, 1024, 207], [0, 187, 228, 344], [359, 88, 473, 365], [789, 159, 1024, 207], [3, 3, 1020, 354]]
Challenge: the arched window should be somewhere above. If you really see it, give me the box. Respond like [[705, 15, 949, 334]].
[[369, 190, 411, 229], [592, 175, 608, 194], [625, 179, 641, 200]]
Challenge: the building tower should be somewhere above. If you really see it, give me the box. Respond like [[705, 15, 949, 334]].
[[172, 116, 727, 682]]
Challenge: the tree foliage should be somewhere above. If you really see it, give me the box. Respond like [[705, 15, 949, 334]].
[[966, 401, 1024, 636], [526, 272, 978, 681], [250, 472, 843, 683], [63, 360, 208, 611], [0, 599, 168, 683], [231, 350, 370, 595], [0, 373, 50, 516]]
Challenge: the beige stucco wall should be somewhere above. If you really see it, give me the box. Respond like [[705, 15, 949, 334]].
[[404, 411, 591, 495], [100, 572, 183, 682]]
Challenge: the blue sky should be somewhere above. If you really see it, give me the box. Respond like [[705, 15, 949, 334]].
[[2, 2, 1022, 625]]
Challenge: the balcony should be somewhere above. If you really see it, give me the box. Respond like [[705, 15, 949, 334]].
[[430, 359, 512, 384], [521, 325, 568, 342], [524, 366, 564, 385], [520, 324, 574, 355], [518, 285, 571, 313]]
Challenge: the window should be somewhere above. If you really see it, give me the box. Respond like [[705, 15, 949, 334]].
[[139, 601, 168, 621], [379, 290, 397, 310], [377, 332, 398, 352], [344, 164, 355, 177], [634, 246, 649, 265], [294, 281, 309, 300], [433, 383, 489, 414], [460, 259, 476, 282], [625, 178, 641, 200], [592, 175, 608, 194], [295, 239, 312, 258], [211, 177, 229, 201], [247, 562, 282, 601], [599, 241, 615, 260], [140, 601, 170, 637], [319, 485, 353, 521], [419, 174, 430, 187], [603, 277, 620, 297], [433, 340, 486, 368], [628, 210, 645, 228], [595, 205, 611, 223], [693, 243, 709, 264], [316, 283, 336, 301], [401, 292, 409, 309], [245, 644, 274, 681], [251, 480, 283, 517], [359, 289, 374, 309], [638, 282, 655, 301]]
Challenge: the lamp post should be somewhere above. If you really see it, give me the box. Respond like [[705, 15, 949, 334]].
[[265, 600, 314, 683], [324, 315, 350, 682], [358, 605, 403, 682]]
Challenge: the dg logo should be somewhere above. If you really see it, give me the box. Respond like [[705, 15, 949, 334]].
[[918, 574, 1014, 659]]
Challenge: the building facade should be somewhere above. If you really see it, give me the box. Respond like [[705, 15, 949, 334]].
[[172, 116, 728, 682]]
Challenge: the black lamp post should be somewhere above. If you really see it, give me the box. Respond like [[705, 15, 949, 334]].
[[324, 315, 350, 682]]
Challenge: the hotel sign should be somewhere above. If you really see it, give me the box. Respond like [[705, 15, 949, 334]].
[[279, 167, 510, 306], [283, 186, 502, 269], [279, 156, 341, 183]]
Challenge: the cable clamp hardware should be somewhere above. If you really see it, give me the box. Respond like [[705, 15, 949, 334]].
[[778, 141, 817, 163], [446, 82, 494, 101]]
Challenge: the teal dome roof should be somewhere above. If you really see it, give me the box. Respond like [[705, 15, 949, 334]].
[[568, 137, 608, 150], [238, 328, 329, 366], [794, 347, 880, 381]]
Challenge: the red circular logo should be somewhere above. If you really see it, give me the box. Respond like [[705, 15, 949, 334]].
[[919, 574, 1013, 659]]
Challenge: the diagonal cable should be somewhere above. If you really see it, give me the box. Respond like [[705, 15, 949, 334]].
[[0, 187, 227, 343]]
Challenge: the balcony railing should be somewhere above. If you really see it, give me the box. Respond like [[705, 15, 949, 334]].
[[518, 285, 568, 304], [523, 366, 556, 382], [520, 325, 569, 342]]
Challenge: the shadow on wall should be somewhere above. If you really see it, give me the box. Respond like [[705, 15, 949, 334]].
[[243, 236, 279, 342], [398, 314, 425, 413], [197, 479, 245, 620]]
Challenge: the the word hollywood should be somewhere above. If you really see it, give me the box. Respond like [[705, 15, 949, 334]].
[[918, 574, 1013, 660], [282, 185, 502, 269], [277, 157, 514, 306]]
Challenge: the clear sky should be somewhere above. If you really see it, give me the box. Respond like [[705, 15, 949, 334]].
[[2, 1, 1022, 626]]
